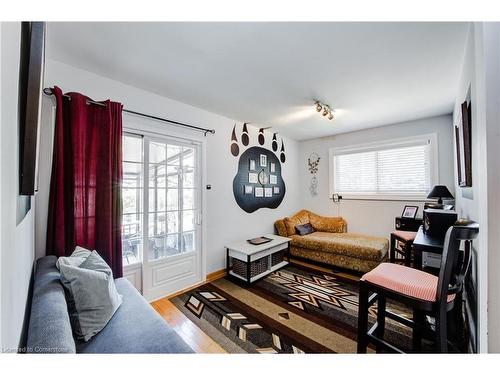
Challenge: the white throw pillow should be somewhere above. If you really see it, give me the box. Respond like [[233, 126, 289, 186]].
[[59, 251, 122, 341], [56, 246, 92, 270]]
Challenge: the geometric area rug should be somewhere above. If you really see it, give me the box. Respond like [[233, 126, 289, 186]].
[[171, 264, 417, 353]]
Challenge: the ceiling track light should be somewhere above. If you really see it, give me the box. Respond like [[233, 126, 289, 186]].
[[314, 100, 335, 121]]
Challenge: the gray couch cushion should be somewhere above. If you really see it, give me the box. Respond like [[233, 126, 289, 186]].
[[26, 256, 76, 353], [76, 278, 194, 353], [27, 256, 193, 354], [59, 251, 122, 341]]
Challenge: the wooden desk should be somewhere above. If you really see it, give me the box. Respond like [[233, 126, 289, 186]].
[[412, 226, 444, 269]]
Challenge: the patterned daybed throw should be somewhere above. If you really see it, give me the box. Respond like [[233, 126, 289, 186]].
[[275, 210, 388, 273]]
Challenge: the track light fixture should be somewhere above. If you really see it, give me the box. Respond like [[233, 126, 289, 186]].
[[314, 101, 335, 121]]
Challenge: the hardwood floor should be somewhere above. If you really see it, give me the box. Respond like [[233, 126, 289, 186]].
[[152, 298, 226, 353], [151, 269, 227, 353]]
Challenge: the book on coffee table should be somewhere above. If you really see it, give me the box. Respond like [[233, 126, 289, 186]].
[[247, 236, 273, 245]]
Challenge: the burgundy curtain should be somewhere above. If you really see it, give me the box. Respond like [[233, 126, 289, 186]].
[[46, 86, 124, 278]]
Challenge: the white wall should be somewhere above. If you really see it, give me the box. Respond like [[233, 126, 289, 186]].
[[452, 23, 491, 353], [454, 23, 500, 353], [38, 59, 301, 276], [0, 22, 36, 351], [298, 115, 454, 238], [0, 20, 3, 351], [482, 22, 500, 355]]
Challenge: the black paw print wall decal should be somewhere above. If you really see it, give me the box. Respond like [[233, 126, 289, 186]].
[[231, 123, 286, 213]]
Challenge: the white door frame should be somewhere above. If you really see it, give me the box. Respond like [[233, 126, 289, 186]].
[[122, 114, 207, 302]]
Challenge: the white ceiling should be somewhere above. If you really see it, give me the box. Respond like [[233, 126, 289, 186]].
[[46, 22, 468, 140]]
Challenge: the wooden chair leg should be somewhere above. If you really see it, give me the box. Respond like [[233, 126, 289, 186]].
[[390, 234, 396, 263], [449, 292, 465, 351], [412, 308, 424, 352], [357, 281, 369, 353], [376, 295, 386, 353], [404, 242, 412, 267], [435, 306, 448, 353]]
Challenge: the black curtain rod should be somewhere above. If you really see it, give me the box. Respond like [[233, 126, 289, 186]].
[[43, 88, 216, 136], [330, 196, 429, 203]]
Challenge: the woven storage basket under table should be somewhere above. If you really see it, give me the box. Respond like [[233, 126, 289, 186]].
[[271, 250, 286, 266], [231, 256, 270, 280]]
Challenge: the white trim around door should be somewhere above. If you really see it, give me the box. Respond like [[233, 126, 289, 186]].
[[122, 115, 206, 302]]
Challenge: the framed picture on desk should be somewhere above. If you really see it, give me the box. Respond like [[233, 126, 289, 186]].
[[402, 205, 418, 219]]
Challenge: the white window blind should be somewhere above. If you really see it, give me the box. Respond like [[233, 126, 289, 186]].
[[332, 139, 433, 197]]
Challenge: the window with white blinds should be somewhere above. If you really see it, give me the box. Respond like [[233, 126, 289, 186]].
[[331, 135, 436, 198]]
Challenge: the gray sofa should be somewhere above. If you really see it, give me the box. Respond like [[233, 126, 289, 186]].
[[26, 256, 193, 353]]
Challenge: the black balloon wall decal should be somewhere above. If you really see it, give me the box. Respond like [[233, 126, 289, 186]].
[[280, 139, 286, 163], [258, 128, 265, 145], [231, 124, 239, 157], [242, 123, 249, 146], [231, 125, 237, 141], [272, 133, 278, 152]]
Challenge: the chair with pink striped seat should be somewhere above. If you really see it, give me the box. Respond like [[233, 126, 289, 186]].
[[357, 220, 478, 353], [389, 230, 417, 266]]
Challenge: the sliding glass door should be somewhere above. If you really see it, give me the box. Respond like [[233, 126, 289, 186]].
[[122, 134, 144, 267], [122, 132, 202, 301]]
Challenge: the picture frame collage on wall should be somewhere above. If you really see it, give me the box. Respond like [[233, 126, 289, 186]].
[[244, 154, 280, 197]]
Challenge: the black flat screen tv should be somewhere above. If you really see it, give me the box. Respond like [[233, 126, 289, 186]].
[[18, 21, 45, 195]]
